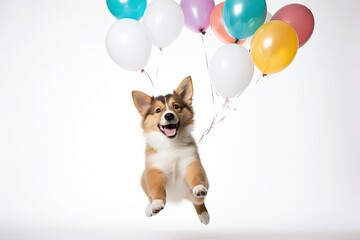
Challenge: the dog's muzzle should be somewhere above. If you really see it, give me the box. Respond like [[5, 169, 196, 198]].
[[158, 113, 180, 138]]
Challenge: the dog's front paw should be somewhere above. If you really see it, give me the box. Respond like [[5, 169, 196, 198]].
[[193, 185, 207, 198], [145, 199, 165, 217]]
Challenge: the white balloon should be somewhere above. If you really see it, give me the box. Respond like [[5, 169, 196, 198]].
[[106, 19, 152, 71], [208, 44, 254, 98], [143, 0, 184, 49]]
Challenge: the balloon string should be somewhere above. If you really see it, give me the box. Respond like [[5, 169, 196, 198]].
[[198, 71, 265, 142], [198, 98, 236, 142], [200, 33, 217, 109], [199, 32, 218, 142], [199, 33, 235, 142], [141, 68, 155, 92], [200, 32, 217, 120], [256, 73, 266, 84], [199, 80, 265, 142], [200, 34, 209, 70]]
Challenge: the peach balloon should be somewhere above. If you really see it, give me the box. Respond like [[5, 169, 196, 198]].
[[210, 2, 245, 44]]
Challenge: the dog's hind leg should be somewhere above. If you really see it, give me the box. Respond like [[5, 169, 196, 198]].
[[187, 192, 210, 225], [193, 202, 210, 225]]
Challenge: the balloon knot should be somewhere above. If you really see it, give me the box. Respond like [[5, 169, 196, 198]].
[[141, 69, 145, 73], [262, 73, 267, 77], [200, 30, 206, 35], [234, 38, 239, 44]]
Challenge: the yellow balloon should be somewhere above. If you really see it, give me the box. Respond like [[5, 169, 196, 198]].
[[251, 20, 299, 75]]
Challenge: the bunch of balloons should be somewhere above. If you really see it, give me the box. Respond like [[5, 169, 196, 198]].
[[105, 0, 314, 99], [208, 1, 314, 98]]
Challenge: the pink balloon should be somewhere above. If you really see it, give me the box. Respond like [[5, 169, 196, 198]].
[[272, 3, 315, 48], [180, 0, 215, 34]]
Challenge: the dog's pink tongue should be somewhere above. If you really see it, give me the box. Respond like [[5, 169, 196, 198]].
[[164, 128, 176, 137]]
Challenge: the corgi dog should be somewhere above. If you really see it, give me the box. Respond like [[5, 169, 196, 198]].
[[131, 76, 210, 225]]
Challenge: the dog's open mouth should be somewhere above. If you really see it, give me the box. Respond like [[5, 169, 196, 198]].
[[158, 123, 180, 138]]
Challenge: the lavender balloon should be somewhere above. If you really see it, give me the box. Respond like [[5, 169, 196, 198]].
[[180, 0, 215, 34]]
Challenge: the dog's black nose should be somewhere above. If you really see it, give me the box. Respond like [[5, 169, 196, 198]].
[[164, 113, 174, 121]]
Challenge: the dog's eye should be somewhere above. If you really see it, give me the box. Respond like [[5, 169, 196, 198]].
[[155, 108, 161, 114], [173, 103, 180, 110]]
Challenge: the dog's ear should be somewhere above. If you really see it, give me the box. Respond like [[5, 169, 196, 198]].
[[175, 76, 193, 104], [132, 91, 152, 116]]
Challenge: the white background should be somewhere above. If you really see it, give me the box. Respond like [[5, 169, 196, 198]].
[[1, 0, 360, 238]]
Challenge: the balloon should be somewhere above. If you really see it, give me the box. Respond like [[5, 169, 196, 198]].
[[272, 3, 315, 48], [180, 0, 215, 33], [250, 20, 298, 75], [223, 0, 267, 40], [209, 44, 254, 98], [106, 0, 147, 20], [106, 19, 152, 71], [210, 2, 246, 44], [143, 0, 184, 49]]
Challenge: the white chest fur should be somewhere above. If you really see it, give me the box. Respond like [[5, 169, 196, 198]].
[[147, 133, 197, 202]]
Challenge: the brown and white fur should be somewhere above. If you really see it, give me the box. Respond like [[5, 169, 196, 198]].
[[132, 76, 210, 225]]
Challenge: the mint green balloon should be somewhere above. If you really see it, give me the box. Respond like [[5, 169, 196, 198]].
[[223, 0, 267, 40], [106, 0, 147, 21]]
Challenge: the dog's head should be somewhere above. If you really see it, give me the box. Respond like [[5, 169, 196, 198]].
[[132, 76, 194, 140]]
